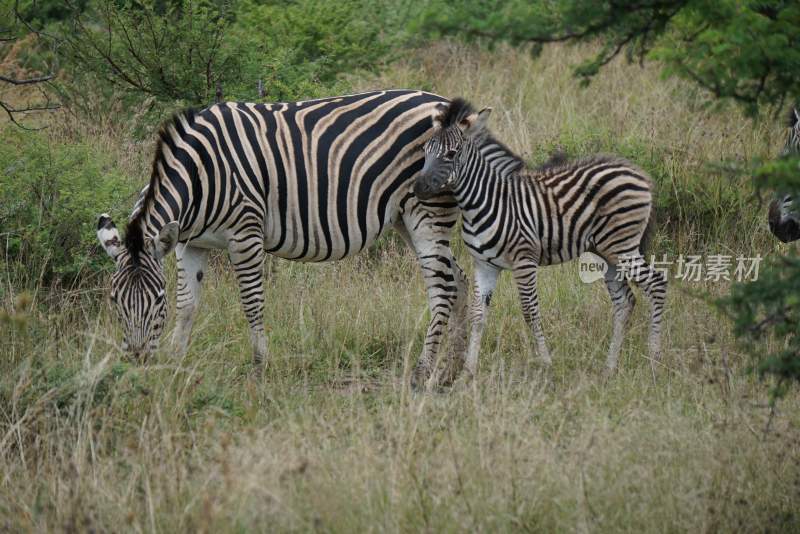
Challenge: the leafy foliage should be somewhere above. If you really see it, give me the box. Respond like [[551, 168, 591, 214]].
[[228, 0, 390, 101], [720, 155, 800, 394], [0, 127, 133, 288], [0, 1, 61, 128], [420, 0, 800, 115], [58, 0, 393, 105], [723, 252, 800, 390], [63, 0, 238, 104]]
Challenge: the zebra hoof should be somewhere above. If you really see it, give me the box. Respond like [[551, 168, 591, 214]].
[[437, 361, 465, 389], [411, 366, 439, 393]]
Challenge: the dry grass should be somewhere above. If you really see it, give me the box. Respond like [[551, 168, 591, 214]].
[[361, 41, 786, 252], [2, 43, 799, 532]]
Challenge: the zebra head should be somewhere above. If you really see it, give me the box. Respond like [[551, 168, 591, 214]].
[[415, 99, 492, 200], [768, 195, 800, 243], [96, 214, 179, 358], [767, 108, 800, 243]]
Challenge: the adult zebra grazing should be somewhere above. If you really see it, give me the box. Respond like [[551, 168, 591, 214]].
[[414, 99, 666, 376], [767, 108, 800, 243], [96, 90, 468, 386]]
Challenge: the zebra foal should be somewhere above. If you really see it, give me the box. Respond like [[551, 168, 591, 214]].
[[414, 99, 667, 375]]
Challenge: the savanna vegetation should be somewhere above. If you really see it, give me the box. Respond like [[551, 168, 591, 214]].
[[1, 1, 798, 531]]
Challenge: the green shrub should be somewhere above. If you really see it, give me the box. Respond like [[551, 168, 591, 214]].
[[62, 0, 239, 105], [0, 127, 133, 288], [228, 0, 391, 101], [58, 0, 394, 106]]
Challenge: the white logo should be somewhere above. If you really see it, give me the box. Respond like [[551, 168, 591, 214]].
[[578, 252, 608, 283]]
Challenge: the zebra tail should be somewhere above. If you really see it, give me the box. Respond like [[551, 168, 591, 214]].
[[639, 206, 655, 258]]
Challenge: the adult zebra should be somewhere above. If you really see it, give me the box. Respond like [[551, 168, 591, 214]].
[[767, 107, 800, 243], [96, 90, 468, 387], [414, 99, 666, 376]]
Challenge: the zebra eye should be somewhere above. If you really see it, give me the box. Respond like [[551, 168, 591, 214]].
[[155, 290, 165, 303], [110, 292, 117, 303], [444, 149, 457, 160]]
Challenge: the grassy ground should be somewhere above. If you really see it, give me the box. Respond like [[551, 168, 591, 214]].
[[2, 43, 799, 532]]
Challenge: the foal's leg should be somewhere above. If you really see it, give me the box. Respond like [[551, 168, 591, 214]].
[[464, 260, 502, 377], [514, 262, 552, 365], [619, 254, 667, 366], [513, 263, 551, 365], [602, 262, 636, 371]]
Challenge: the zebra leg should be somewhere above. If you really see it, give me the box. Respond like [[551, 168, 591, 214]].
[[228, 233, 268, 369], [603, 263, 636, 371], [621, 255, 667, 366], [440, 261, 470, 385], [401, 226, 466, 390], [513, 263, 552, 365], [171, 244, 210, 356], [464, 261, 501, 378]]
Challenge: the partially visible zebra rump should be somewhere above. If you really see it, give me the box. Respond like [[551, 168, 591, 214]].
[[767, 107, 800, 243], [415, 98, 667, 375]]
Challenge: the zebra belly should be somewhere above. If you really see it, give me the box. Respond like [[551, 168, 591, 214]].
[[462, 230, 515, 270], [184, 229, 230, 250], [261, 198, 401, 262]]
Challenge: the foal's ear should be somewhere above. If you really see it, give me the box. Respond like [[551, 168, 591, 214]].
[[432, 102, 449, 130], [146, 221, 180, 261], [459, 107, 492, 138], [97, 214, 124, 260]]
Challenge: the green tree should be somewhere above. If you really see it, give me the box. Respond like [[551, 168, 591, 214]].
[[421, 0, 800, 114], [422, 0, 800, 391], [58, 0, 394, 105], [62, 0, 238, 104], [228, 0, 389, 101]]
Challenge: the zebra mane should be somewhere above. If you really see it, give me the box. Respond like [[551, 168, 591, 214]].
[[529, 154, 644, 180], [440, 97, 527, 172], [125, 108, 196, 263], [534, 150, 569, 172], [438, 97, 474, 128]]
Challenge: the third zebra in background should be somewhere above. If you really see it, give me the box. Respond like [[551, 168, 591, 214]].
[[767, 107, 800, 243], [415, 98, 667, 378]]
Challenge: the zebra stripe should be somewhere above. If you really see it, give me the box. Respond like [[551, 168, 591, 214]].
[[98, 90, 468, 387], [768, 107, 800, 243], [415, 99, 666, 375]]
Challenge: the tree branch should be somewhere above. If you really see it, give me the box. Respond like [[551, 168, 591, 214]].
[[0, 99, 59, 130], [0, 74, 55, 85]]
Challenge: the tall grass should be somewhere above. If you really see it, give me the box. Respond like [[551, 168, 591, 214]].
[[360, 41, 785, 253], [1, 43, 799, 532]]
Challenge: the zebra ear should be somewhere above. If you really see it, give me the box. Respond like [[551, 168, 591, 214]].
[[97, 214, 123, 260], [460, 107, 493, 138], [148, 221, 180, 261], [432, 102, 448, 129]]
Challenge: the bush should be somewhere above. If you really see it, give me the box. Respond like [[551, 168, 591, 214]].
[[58, 0, 395, 106], [62, 0, 239, 105], [228, 0, 391, 101], [720, 155, 800, 395], [0, 127, 133, 289]]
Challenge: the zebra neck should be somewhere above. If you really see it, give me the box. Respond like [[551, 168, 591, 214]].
[[453, 141, 531, 211], [130, 192, 184, 241]]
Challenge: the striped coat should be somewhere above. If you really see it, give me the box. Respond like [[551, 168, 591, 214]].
[[415, 99, 666, 375], [97, 90, 468, 386]]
